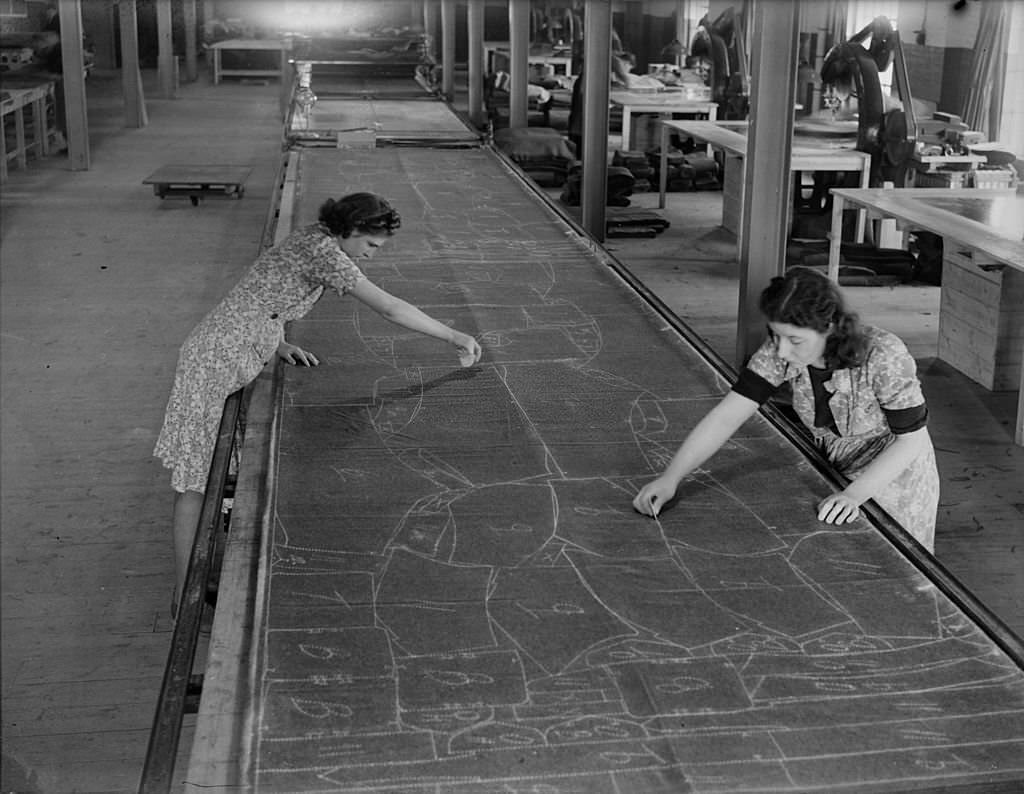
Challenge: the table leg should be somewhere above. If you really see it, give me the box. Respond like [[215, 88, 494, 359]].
[[213, 50, 221, 85], [14, 106, 27, 170], [0, 113, 7, 183], [32, 95, 47, 157], [734, 154, 744, 255], [621, 107, 631, 151], [705, 106, 718, 157], [827, 194, 845, 282], [1016, 346, 1024, 446], [658, 123, 668, 209], [854, 157, 869, 243]]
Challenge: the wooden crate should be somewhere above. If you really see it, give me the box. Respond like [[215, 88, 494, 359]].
[[972, 169, 1015, 189], [914, 168, 970, 188], [938, 248, 1024, 391]]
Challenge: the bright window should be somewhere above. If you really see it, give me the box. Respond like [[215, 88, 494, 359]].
[[846, 1, 900, 93]]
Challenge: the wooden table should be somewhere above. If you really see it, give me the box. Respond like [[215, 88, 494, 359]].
[[909, 152, 988, 187], [185, 146, 1024, 793], [610, 91, 717, 151], [143, 165, 252, 205], [484, 42, 572, 76], [658, 120, 871, 249], [1, 81, 57, 183], [208, 39, 289, 84], [828, 187, 1024, 444]]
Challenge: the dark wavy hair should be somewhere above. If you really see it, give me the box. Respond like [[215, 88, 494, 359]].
[[318, 193, 401, 238], [759, 267, 868, 368]]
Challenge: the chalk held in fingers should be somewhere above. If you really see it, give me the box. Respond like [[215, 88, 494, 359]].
[[459, 349, 476, 367]]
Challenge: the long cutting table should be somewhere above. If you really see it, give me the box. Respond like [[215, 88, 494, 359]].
[[186, 145, 1024, 793], [284, 62, 481, 148]]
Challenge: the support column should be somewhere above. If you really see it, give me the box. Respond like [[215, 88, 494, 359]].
[[581, 0, 612, 241], [735, 0, 799, 366], [58, 0, 89, 170], [423, 0, 439, 64], [182, 0, 198, 83], [118, 0, 147, 128], [441, 0, 456, 101], [279, 39, 293, 122], [508, 0, 530, 129], [467, 0, 485, 127], [156, 0, 175, 99]]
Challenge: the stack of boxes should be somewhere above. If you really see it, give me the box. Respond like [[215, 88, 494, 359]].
[[911, 112, 1017, 188]]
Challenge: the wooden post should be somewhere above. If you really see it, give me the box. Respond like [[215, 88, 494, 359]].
[[156, 0, 175, 99], [182, 0, 198, 83], [423, 0, 438, 64], [118, 0, 147, 128], [735, 0, 799, 367], [581, 0, 612, 242], [441, 0, 456, 102], [508, 0, 530, 129], [58, 0, 89, 170], [279, 40, 293, 122], [467, 0, 485, 127]]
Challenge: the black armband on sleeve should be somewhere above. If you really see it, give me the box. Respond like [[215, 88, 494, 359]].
[[732, 367, 778, 406], [884, 403, 928, 434]]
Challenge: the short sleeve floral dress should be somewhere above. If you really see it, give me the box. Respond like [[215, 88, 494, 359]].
[[154, 223, 365, 494], [738, 325, 940, 551]]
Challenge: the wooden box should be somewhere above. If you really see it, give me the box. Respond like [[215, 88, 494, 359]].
[[938, 247, 1024, 391]]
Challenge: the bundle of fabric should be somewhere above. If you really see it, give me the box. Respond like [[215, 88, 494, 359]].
[[645, 147, 693, 191], [559, 164, 635, 206], [604, 207, 671, 237], [684, 151, 720, 190], [559, 206, 671, 238], [485, 72, 553, 125], [612, 150, 655, 192], [492, 127, 575, 186], [786, 240, 917, 286]]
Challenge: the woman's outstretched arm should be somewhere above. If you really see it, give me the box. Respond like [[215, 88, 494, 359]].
[[349, 278, 482, 365], [633, 390, 760, 517]]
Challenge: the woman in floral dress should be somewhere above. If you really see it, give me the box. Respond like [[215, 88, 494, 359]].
[[156, 193, 482, 604], [633, 266, 939, 552]]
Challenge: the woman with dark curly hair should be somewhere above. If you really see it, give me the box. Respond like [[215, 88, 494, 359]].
[[156, 193, 482, 604], [633, 266, 939, 552]]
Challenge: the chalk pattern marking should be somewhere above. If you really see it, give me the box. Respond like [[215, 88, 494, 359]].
[[253, 147, 1024, 792]]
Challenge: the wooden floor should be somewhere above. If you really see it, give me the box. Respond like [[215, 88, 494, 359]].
[[1, 70, 1021, 792]]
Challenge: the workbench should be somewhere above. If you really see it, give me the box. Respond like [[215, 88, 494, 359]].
[[142, 165, 252, 205], [207, 38, 290, 84], [484, 41, 572, 76], [828, 187, 1024, 444], [909, 152, 988, 187], [610, 90, 716, 151], [283, 64, 481, 147], [1, 80, 58, 183], [658, 119, 871, 249]]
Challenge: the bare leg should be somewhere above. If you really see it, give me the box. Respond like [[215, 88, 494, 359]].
[[172, 489, 204, 606]]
